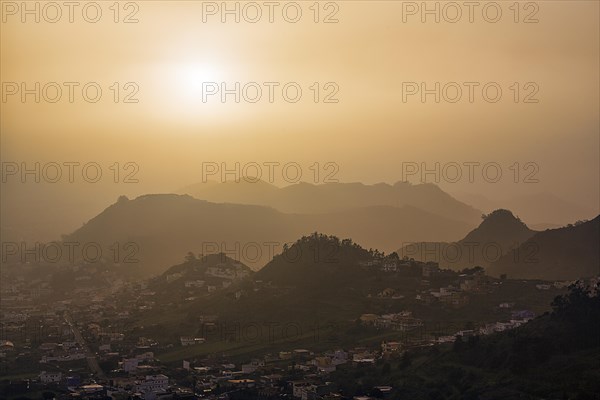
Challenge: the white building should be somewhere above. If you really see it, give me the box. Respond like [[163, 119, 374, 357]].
[[136, 374, 169, 400], [185, 280, 205, 288], [166, 273, 183, 283], [39, 371, 62, 383], [241, 359, 264, 374]]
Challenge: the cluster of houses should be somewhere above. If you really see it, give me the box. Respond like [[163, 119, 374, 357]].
[[359, 259, 482, 308], [205, 263, 251, 280], [39, 341, 86, 363], [34, 372, 177, 399], [436, 309, 536, 343], [359, 307, 536, 347], [536, 281, 576, 290], [415, 267, 493, 308], [1, 277, 54, 304], [359, 311, 423, 332], [3, 255, 598, 399], [183, 347, 379, 398], [163, 262, 252, 298], [6, 329, 398, 400]]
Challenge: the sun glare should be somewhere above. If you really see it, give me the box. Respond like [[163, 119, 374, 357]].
[[175, 63, 223, 100], [149, 61, 238, 121]]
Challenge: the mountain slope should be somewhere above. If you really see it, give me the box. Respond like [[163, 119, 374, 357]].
[[146, 253, 254, 303], [59, 194, 473, 276], [135, 233, 565, 353], [489, 216, 600, 280], [460, 209, 535, 249], [329, 282, 600, 399], [63, 194, 298, 274], [398, 209, 537, 270], [183, 233, 426, 325]]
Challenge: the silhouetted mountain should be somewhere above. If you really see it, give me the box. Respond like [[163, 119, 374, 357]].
[[460, 209, 535, 249], [142, 233, 564, 344], [178, 180, 482, 224], [61, 194, 297, 274], [489, 216, 600, 280], [186, 233, 427, 323], [398, 209, 536, 269], [254, 233, 373, 286], [58, 194, 472, 276]]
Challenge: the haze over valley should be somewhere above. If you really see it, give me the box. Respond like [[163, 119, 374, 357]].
[[1, 1, 599, 399]]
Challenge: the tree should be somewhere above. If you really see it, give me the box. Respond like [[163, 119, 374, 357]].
[[467, 335, 479, 348], [453, 336, 464, 352], [382, 362, 391, 375], [399, 352, 412, 369]]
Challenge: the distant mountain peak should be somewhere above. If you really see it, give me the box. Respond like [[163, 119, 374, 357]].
[[480, 209, 525, 225], [177, 179, 482, 222], [460, 208, 534, 247]]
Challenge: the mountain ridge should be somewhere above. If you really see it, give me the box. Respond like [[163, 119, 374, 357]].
[[58, 193, 474, 276], [177, 180, 482, 223]]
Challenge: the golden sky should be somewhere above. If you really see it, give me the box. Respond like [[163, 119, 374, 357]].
[[1, 0, 599, 208]]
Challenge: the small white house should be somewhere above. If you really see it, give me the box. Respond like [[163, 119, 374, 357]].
[[39, 371, 62, 383]]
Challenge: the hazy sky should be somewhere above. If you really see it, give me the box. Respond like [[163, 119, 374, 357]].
[[2, 1, 599, 210]]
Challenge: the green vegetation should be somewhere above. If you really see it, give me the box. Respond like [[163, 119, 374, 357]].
[[329, 282, 600, 399], [135, 234, 564, 367]]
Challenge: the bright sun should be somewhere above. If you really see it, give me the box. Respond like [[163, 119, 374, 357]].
[[150, 60, 242, 122], [175, 63, 223, 100]]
